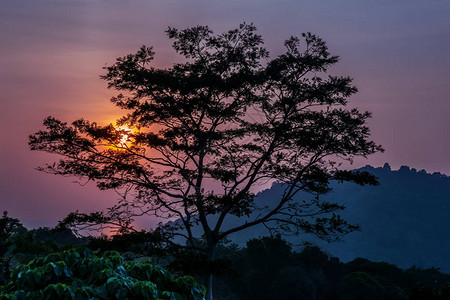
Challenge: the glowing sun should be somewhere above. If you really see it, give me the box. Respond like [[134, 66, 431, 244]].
[[115, 126, 133, 148]]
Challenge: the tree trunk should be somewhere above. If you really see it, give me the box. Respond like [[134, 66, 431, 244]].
[[205, 273, 214, 300], [205, 244, 216, 300]]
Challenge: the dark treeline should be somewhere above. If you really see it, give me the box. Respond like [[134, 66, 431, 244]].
[[0, 212, 88, 284], [207, 236, 450, 300], [1, 212, 450, 300]]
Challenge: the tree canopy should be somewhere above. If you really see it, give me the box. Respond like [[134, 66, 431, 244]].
[[29, 23, 383, 299]]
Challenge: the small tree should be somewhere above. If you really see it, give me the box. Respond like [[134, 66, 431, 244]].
[[0, 212, 23, 285], [29, 23, 383, 299]]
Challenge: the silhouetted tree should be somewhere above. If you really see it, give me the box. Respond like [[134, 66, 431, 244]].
[[408, 282, 439, 300], [8, 227, 88, 266], [339, 271, 407, 300], [241, 236, 294, 299], [29, 23, 382, 299], [0, 212, 22, 284]]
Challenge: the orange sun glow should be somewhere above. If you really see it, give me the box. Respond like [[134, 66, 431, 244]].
[[115, 126, 134, 148]]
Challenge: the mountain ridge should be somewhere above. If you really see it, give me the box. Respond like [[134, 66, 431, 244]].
[[211, 163, 450, 272]]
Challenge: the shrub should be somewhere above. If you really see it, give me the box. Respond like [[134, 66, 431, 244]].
[[0, 248, 205, 299]]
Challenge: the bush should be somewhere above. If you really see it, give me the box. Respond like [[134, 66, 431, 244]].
[[0, 248, 205, 299]]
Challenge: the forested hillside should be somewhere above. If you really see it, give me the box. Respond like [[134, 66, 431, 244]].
[[219, 164, 450, 272]]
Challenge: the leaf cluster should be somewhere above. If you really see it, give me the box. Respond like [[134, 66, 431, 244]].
[[0, 248, 205, 300]]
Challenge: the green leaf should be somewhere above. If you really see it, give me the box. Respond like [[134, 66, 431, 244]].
[[3, 247, 203, 300]]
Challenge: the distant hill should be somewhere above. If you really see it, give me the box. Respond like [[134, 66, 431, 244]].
[[209, 164, 450, 272]]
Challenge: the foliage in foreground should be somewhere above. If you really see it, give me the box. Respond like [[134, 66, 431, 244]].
[[2, 222, 450, 299], [0, 248, 205, 300]]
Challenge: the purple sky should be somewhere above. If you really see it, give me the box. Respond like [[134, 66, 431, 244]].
[[1, 0, 449, 228]]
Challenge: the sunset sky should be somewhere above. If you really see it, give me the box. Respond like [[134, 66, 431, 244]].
[[1, 0, 449, 228]]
